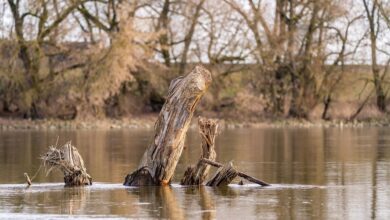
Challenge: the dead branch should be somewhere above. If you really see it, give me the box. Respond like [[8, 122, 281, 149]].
[[206, 162, 238, 186], [202, 158, 270, 186]]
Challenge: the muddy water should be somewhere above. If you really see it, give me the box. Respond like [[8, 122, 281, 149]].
[[0, 127, 390, 219]]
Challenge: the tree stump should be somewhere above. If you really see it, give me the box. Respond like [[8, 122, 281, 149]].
[[41, 142, 92, 187], [206, 162, 238, 186], [180, 117, 218, 185], [124, 65, 212, 186]]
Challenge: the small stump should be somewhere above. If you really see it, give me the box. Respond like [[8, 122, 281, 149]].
[[180, 117, 218, 185], [41, 142, 92, 187]]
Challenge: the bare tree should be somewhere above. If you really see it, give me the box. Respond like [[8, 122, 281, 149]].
[[177, 0, 206, 75], [362, 0, 389, 112], [362, 0, 387, 112], [6, 0, 90, 117], [223, 0, 358, 118]]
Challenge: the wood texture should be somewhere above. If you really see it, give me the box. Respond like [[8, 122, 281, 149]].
[[206, 162, 238, 186], [42, 142, 92, 187], [124, 65, 212, 186], [180, 117, 218, 185], [201, 158, 270, 186]]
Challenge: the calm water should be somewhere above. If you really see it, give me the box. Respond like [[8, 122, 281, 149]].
[[0, 127, 390, 219]]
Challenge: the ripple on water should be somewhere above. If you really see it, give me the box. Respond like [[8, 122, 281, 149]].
[[0, 182, 336, 193], [0, 182, 129, 195]]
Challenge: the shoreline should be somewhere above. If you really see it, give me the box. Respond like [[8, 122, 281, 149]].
[[1, 115, 390, 130]]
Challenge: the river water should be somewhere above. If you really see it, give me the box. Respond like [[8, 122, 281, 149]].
[[0, 127, 389, 219]]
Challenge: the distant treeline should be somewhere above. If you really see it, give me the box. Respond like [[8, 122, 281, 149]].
[[0, 0, 390, 120]]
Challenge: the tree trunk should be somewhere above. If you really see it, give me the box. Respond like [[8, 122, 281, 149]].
[[322, 94, 331, 120], [157, 0, 171, 67], [377, 91, 386, 112], [180, 117, 218, 185], [288, 1, 320, 118], [124, 65, 212, 186], [363, 0, 386, 112], [373, 68, 386, 112]]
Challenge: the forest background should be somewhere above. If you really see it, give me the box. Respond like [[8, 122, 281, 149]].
[[1, 0, 390, 123]]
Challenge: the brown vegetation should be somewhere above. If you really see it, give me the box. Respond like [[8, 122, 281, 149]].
[[1, 0, 390, 121]]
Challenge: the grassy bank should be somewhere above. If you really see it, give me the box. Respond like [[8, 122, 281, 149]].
[[2, 113, 390, 131]]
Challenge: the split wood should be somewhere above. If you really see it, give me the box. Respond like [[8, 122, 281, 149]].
[[41, 142, 92, 187], [201, 158, 270, 186]]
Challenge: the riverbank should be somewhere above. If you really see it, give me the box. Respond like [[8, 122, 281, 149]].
[[2, 114, 390, 130]]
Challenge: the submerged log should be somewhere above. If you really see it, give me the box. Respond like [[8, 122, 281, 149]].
[[41, 142, 92, 187], [180, 117, 218, 185], [206, 162, 238, 186], [124, 65, 212, 186], [201, 158, 270, 186]]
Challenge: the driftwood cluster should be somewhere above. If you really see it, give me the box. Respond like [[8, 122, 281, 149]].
[[29, 65, 268, 188], [180, 118, 241, 186]]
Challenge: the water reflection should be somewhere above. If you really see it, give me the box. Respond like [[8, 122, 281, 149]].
[[0, 127, 390, 219], [60, 187, 89, 215], [129, 186, 185, 219]]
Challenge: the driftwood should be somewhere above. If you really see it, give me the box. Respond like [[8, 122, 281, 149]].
[[41, 142, 92, 187], [24, 173, 32, 186], [180, 117, 218, 185], [180, 116, 270, 187], [206, 162, 238, 186], [202, 158, 270, 186], [124, 65, 212, 186]]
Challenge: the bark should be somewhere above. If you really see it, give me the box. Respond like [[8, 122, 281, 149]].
[[124, 65, 212, 186], [180, 117, 218, 185]]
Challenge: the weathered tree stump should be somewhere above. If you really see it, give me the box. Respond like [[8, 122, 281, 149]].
[[124, 65, 212, 186], [180, 117, 218, 185], [206, 162, 238, 186], [41, 142, 92, 187]]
